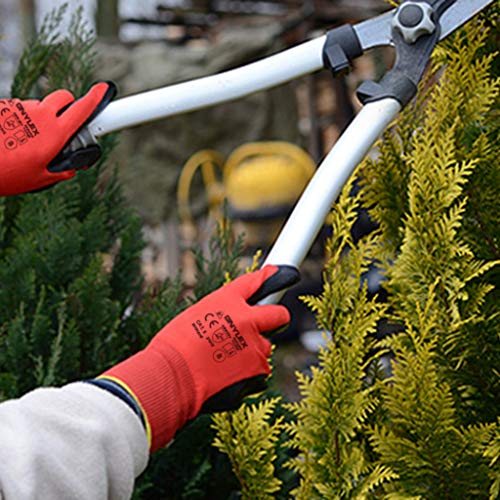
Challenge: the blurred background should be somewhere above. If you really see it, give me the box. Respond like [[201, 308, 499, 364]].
[[1, 0, 392, 399]]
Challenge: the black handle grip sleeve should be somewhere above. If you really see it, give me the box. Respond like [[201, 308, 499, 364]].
[[247, 265, 301, 305]]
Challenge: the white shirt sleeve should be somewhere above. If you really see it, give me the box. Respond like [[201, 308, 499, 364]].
[[0, 382, 149, 500]]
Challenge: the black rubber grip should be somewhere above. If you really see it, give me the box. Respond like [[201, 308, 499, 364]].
[[48, 145, 101, 173], [322, 24, 363, 74], [247, 265, 301, 305]]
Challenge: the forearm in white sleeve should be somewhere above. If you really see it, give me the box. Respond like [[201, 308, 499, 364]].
[[0, 382, 149, 500]]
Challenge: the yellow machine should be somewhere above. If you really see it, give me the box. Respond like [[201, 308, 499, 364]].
[[177, 141, 324, 341], [177, 141, 316, 248]]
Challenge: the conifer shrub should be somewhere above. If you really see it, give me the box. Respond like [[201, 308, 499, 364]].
[[0, 5, 145, 400], [0, 6, 241, 498]]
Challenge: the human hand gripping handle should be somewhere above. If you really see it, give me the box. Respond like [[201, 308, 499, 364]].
[[0, 81, 116, 196], [100, 265, 300, 452]]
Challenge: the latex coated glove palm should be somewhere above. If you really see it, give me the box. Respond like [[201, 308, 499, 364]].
[[101, 265, 298, 452], [0, 81, 116, 195]]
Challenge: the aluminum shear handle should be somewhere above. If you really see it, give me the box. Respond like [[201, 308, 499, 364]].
[[65, 0, 492, 149], [64, 0, 493, 305]]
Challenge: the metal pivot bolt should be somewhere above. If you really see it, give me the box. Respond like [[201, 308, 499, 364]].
[[392, 1, 436, 44]]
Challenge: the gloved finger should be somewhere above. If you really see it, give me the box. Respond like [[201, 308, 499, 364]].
[[41, 89, 75, 113], [28, 169, 76, 194], [226, 265, 280, 300], [256, 334, 273, 358], [59, 81, 117, 130], [251, 304, 290, 335]]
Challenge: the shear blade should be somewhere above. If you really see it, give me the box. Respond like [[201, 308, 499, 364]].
[[440, 0, 494, 39], [354, 0, 494, 50]]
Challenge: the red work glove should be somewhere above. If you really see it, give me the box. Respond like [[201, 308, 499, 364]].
[[0, 81, 116, 196], [101, 265, 299, 452]]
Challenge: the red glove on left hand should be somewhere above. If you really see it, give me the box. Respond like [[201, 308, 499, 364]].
[[0, 81, 116, 196], [100, 265, 299, 452]]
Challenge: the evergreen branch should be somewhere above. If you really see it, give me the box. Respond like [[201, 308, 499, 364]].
[[212, 398, 284, 499], [191, 216, 244, 301], [10, 5, 67, 98], [469, 203, 500, 259], [484, 421, 500, 499], [286, 177, 390, 498], [44, 6, 97, 96], [34, 305, 66, 387]]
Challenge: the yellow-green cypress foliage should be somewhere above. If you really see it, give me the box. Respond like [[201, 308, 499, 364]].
[[485, 422, 500, 499], [284, 178, 395, 499], [362, 16, 499, 497], [212, 398, 284, 499], [211, 11, 499, 499]]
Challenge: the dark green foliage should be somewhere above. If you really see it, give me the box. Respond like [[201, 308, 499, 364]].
[[0, 6, 144, 397], [1, 8, 242, 497], [10, 6, 66, 98], [135, 416, 239, 500], [190, 217, 245, 302]]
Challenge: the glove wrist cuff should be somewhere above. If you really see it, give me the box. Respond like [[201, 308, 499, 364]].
[[102, 345, 196, 452]]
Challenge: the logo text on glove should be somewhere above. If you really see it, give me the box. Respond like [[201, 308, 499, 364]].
[[190, 311, 249, 364], [0, 101, 40, 152], [224, 315, 248, 350]]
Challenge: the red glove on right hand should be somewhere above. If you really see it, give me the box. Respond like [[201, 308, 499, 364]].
[[101, 265, 299, 452], [0, 81, 116, 196]]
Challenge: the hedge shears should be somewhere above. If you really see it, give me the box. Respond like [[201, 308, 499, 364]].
[[67, 0, 494, 302]]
